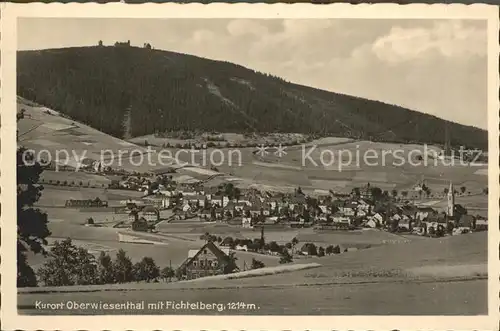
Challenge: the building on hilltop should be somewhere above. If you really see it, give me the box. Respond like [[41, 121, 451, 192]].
[[114, 40, 131, 47]]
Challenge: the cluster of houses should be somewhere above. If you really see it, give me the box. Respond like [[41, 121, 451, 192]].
[[128, 180, 487, 237]]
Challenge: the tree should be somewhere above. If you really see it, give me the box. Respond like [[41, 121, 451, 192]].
[[87, 217, 95, 225], [268, 241, 280, 253], [460, 186, 466, 194], [318, 246, 325, 257], [223, 252, 239, 274], [75, 247, 99, 285], [279, 250, 293, 264], [221, 236, 234, 247], [306, 243, 318, 256], [401, 191, 408, 198], [370, 187, 383, 201], [391, 189, 398, 199], [325, 245, 334, 255], [113, 249, 134, 283], [97, 251, 115, 284], [251, 258, 265, 269], [443, 187, 449, 195], [17, 145, 51, 287], [37, 239, 98, 286], [291, 237, 299, 253], [332, 245, 341, 254], [200, 232, 212, 242], [132, 257, 160, 282], [161, 266, 175, 282]]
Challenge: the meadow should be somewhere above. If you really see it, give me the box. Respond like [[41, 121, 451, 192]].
[[19, 232, 488, 315]]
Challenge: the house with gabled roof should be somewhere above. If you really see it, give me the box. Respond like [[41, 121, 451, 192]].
[[177, 242, 235, 280]]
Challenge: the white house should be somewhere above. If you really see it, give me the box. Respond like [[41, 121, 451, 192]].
[[182, 203, 192, 213], [373, 213, 384, 224], [211, 195, 229, 207], [162, 196, 173, 209], [332, 214, 351, 225], [242, 217, 253, 228], [140, 206, 159, 223]]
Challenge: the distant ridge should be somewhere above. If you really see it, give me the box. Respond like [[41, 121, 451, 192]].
[[17, 46, 487, 149]]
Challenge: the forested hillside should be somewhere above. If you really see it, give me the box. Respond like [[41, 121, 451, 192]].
[[17, 46, 487, 149]]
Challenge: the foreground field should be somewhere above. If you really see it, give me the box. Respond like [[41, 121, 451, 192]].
[[18, 279, 486, 315], [19, 232, 487, 315]]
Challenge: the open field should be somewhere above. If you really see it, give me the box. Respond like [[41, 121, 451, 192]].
[[40, 171, 111, 188], [18, 279, 486, 315], [19, 232, 488, 315]]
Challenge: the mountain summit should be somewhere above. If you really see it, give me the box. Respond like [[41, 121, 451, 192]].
[[17, 45, 487, 149]]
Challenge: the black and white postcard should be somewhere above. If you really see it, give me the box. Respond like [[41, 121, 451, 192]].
[[1, 3, 498, 330]]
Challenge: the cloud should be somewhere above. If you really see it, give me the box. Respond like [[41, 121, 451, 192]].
[[227, 19, 269, 37], [371, 21, 487, 64], [19, 18, 486, 128]]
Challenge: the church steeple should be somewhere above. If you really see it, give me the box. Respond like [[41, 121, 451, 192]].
[[447, 182, 455, 217]]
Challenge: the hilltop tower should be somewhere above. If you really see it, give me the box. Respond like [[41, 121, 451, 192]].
[[447, 182, 455, 217]]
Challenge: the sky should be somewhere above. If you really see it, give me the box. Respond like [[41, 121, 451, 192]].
[[18, 18, 488, 129]]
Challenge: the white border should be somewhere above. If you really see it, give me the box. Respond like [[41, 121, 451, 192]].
[[1, 3, 499, 330]]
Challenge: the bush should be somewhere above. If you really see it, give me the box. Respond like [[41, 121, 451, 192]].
[[161, 266, 175, 282], [269, 241, 280, 253], [318, 246, 325, 257], [251, 258, 265, 269], [223, 252, 238, 274], [279, 250, 293, 264]]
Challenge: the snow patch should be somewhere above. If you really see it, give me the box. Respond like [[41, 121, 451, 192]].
[[230, 77, 255, 90], [203, 78, 237, 108]]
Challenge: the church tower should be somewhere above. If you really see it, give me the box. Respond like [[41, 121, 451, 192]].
[[447, 182, 455, 217]]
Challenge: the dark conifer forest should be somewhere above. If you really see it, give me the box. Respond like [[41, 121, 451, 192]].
[[17, 45, 487, 149]]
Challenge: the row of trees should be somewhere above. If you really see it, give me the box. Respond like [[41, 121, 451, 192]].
[[41, 179, 108, 189], [37, 239, 176, 286]]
